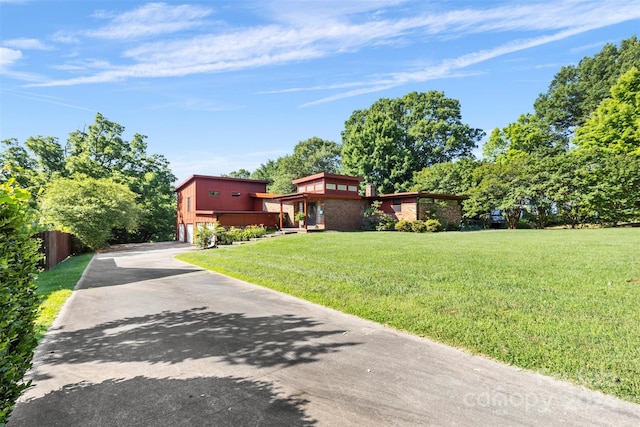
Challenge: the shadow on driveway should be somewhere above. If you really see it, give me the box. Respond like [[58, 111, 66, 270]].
[[14, 376, 316, 427], [36, 307, 360, 372]]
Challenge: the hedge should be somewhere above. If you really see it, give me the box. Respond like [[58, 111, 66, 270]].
[[0, 180, 41, 424]]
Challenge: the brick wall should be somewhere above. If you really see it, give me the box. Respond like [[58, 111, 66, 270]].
[[323, 198, 366, 230], [418, 200, 463, 225]]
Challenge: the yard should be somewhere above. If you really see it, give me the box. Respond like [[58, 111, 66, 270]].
[[176, 228, 640, 403]]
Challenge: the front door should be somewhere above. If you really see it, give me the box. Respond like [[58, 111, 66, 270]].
[[307, 203, 317, 226]]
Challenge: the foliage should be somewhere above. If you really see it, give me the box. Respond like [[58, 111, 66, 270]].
[[194, 225, 215, 249], [0, 180, 42, 424], [465, 156, 530, 229], [534, 35, 640, 139], [34, 253, 92, 341], [484, 113, 566, 159], [394, 220, 412, 232], [341, 91, 484, 194], [362, 201, 396, 231], [40, 176, 141, 250], [411, 219, 427, 233], [177, 229, 640, 404], [375, 215, 396, 231], [1, 113, 177, 243], [574, 67, 640, 155], [224, 169, 251, 179], [294, 211, 306, 222], [424, 219, 442, 232], [213, 224, 267, 245], [412, 158, 480, 194], [258, 137, 342, 194]]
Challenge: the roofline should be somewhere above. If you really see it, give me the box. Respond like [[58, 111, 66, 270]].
[[271, 192, 363, 202], [174, 174, 270, 191], [291, 172, 363, 185]]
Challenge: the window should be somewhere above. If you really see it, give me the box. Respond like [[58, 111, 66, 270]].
[[232, 192, 241, 197], [315, 184, 323, 191], [337, 184, 347, 191], [187, 196, 191, 212], [392, 199, 402, 212], [306, 185, 314, 192], [326, 183, 336, 190], [208, 191, 219, 196], [348, 185, 358, 192]]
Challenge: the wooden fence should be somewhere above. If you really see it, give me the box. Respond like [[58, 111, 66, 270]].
[[36, 231, 73, 270]]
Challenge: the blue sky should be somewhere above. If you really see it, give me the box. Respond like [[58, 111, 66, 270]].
[[1, 0, 639, 183]]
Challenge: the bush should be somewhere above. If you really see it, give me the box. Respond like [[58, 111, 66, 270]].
[[395, 220, 413, 232], [376, 215, 397, 231], [411, 220, 427, 233], [425, 219, 442, 232], [213, 224, 268, 245], [243, 225, 267, 240], [1, 180, 42, 424], [194, 225, 215, 249]]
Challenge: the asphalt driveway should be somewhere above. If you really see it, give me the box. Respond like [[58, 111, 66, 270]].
[[8, 242, 640, 426]]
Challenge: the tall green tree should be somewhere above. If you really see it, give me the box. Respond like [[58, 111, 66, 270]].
[[534, 36, 640, 138], [412, 158, 480, 195], [342, 91, 484, 194], [574, 67, 640, 155], [484, 113, 566, 160], [1, 113, 177, 242], [41, 176, 141, 250], [258, 137, 342, 194]]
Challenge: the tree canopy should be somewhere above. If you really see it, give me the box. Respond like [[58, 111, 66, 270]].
[[252, 137, 341, 194], [1, 113, 177, 242], [341, 91, 484, 194], [41, 176, 141, 250]]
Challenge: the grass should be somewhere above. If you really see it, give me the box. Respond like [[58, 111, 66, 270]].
[[176, 228, 640, 403], [35, 253, 93, 341]]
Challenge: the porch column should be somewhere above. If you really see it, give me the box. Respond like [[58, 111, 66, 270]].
[[304, 198, 308, 230], [279, 200, 284, 229]]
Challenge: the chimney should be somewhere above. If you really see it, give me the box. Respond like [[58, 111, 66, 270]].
[[365, 184, 376, 197]]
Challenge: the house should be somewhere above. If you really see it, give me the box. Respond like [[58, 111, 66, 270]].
[[175, 173, 467, 242], [174, 175, 279, 243]]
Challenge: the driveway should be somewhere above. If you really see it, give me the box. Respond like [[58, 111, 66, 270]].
[[8, 242, 640, 426]]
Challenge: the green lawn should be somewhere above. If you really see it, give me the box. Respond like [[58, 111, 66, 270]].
[[176, 228, 640, 403], [35, 253, 93, 341]]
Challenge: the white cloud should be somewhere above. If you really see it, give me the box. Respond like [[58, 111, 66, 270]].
[[3, 38, 52, 50], [0, 47, 22, 69], [87, 2, 213, 40], [27, 0, 640, 90]]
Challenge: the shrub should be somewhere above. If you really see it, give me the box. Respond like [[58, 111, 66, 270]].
[[376, 215, 397, 231], [516, 218, 534, 229], [411, 220, 427, 233], [194, 225, 215, 249], [1, 180, 42, 424], [395, 220, 413, 232], [243, 225, 267, 240], [425, 219, 442, 232]]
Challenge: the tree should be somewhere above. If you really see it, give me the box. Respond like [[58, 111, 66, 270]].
[[534, 36, 640, 139], [465, 155, 531, 229], [40, 176, 141, 250], [2, 113, 177, 243], [484, 114, 566, 160], [225, 169, 251, 179], [412, 158, 480, 195], [258, 137, 341, 194], [1, 180, 41, 424], [574, 68, 640, 155], [342, 91, 484, 194]]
